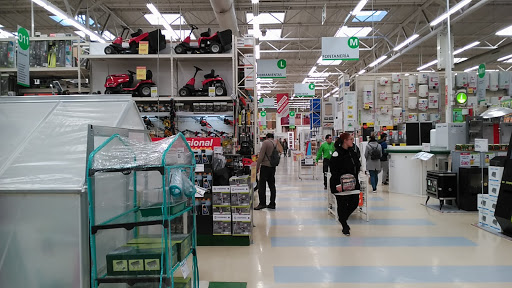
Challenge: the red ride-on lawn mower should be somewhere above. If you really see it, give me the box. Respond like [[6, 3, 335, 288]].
[[104, 27, 166, 54], [179, 66, 227, 97], [104, 70, 156, 97], [174, 25, 232, 54]]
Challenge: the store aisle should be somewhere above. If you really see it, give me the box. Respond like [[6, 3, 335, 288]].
[[197, 157, 512, 288]]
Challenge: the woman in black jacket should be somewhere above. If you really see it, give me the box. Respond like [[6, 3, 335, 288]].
[[329, 132, 361, 236]]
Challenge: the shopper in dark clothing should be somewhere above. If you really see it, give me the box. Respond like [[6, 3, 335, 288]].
[[255, 133, 283, 210], [329, 133, 361, 236], [282, 139, 288, 157], [365, 133, 382, 192], [378, 133, 389, 185]]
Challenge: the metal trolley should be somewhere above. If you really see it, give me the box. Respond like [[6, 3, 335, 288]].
[[298, 155, 318, 180], [327, 172, 369, 222]]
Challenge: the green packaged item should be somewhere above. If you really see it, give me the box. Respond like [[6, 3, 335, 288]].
[[106, 244, 178, 276], [171, 233, 192, 261], [131, 277, 191, 288], [139, 200, 187, 217]]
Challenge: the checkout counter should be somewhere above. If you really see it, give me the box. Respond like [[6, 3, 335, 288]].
[[388, 146, 450, 196]]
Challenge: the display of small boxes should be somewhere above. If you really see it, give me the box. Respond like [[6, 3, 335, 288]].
[[230, 185, 251, 206], [489, 180, 501, 197], [489, 166, 504, 182], [229, 175, 251, 185]]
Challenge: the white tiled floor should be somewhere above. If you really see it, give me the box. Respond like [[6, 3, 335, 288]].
[[197, 157, 512, 287]]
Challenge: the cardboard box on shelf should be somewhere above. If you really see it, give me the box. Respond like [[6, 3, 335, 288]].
[[487, 196, 498, 213], [232, 220, 252, 236], [212, 186, 231, 206], [477, 194, 486, 211], [213, 206, 232, 235], [478, 210, 488, 227]]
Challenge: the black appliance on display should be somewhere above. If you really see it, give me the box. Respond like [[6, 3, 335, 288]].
[[405, 122, 433, 146], [494, 133, 512, 236], [425, 171, 457, 209], [458, 167, 488, 211]]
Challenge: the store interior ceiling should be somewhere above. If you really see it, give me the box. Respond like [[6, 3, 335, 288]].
[[1, 0, 512, 99]]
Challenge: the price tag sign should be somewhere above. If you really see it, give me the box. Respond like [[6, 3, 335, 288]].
[[151, 87, 158, 97], [209, 87, 216, 97], [305, 158, 314, 165], [136, 66, 146, 80], [196, 164, 205, 172], [475, 138, 488, 152], [180, 259, 190, 278], [422, 143, 431, 152], [138, 41, 149, 54]]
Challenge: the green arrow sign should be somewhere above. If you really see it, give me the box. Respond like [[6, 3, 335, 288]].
[[309, 83, 315, 90], [478, 64, 486, 79], [260, 111, 267, 117], [289, 111, 296, 117]]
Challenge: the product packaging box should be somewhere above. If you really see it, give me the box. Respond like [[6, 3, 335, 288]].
[[230, 185, 252, 206], [487, 196, 498, 213], [212, 186, 231, 206], [477, 194, 486, 211], [489, 166, 504, 182], [478, 210, 488, 227], [232, 220, 252, 236], [106, 245, 178, 276], [213, 206, 232, 235], [229, 175, 251, 186], [489, 180, 501, 197]]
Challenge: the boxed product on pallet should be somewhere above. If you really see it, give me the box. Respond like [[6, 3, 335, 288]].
[[213, 205, 232, 235], [106, 245, 178, 276], [232, 219, 252, 236], [229, 175, 251, 185], [212, 186, 231, 206]]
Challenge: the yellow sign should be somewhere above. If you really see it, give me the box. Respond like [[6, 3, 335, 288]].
[[400, 143, 406, 146], [468, 87, 474, 94], [347, 115, 354, 119], [367, 122, 374, 127], [386, 126, 394, 129], [348, 106, 353, 109], [139, 41, 149, 54], [364, 104, 370, 109], [136, 66, 146, 80]]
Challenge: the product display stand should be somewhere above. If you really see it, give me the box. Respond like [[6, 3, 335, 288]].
[[298, 154, 317, 180], [87, 133, 198, 288], [327, 172, 369, 222]]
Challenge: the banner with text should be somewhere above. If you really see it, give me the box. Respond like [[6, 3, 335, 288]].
[[277, 93, 289, 118], [294, 83, 315, 97], [257, 59, 287, 78], [16, 26, 30, 87], [322, 37, 359, 61]]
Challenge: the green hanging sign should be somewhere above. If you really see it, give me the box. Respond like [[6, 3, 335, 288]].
[[456, 92, 468, 104]]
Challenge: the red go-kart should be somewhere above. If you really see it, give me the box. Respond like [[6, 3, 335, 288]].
[[104, 70, 156, 97], [174, 24, 232, 54]]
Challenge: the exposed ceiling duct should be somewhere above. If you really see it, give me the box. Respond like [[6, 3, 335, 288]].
[[209, 0, 240, 36]]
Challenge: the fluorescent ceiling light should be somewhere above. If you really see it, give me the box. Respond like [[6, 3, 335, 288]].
[[417, 60, 438, 71], [352, 10, 388, 22], [146, 3, 172, 32], [453, 41, 479, 55], [257, 78, 272, 83], [368, 55, 387, 67], [251, 0, 259, 3], [358, 69, 366, 75], [317, 57, 342, 66], [505, 59, 512, 64], [393, 34, 419, 51], [248, 29, 282, 40], [33, 0, 105, 42], [304, 78, 326, 82], [497, 54, 512, 62], [404, 73, 410, 76], [144, 13, 186, 26], [351, 0, 369, 16], [0, 29, 14, 38], [246, 12, 285, 24], [308, 66, 317, 75], [255, 44, 260, 59], [496, 25, 512, 36], [335, 26, 372, 37], [454, 57, 468, 64], [74, 31, 85, 38], [464, 66, 479, 72], [430, 0, 472, 26], [309, 72, 330, 78]]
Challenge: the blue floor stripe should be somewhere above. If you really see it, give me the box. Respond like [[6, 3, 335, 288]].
[[370, 197, 385, 201], [272, 206, 404, 212], [271, 236, 476, 247], [274, 266, 512, 283], [270, 218, 434, 226]]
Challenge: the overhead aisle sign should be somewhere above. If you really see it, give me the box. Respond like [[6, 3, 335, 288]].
[[258, 98, 275, 108], [476, 64, 487, 103], [257, 59, 286, 78], [321, 37, 359, 61], [16, 26, 30, 87], [294, 83, 315, 97]]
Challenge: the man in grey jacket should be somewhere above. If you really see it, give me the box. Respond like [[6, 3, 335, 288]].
[[365, 133, 382, 193], [255, 133, 283, 210]]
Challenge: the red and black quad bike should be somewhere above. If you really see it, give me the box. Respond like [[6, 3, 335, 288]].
[[179, 66, 227, 97], [174, 24, 232, 54], [104, 70, 156, 97], [104, 27, 166, 54]]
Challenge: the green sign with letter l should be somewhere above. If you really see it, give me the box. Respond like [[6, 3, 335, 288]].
[[16, 26, 30, 87], [257, 59, 287, 79]]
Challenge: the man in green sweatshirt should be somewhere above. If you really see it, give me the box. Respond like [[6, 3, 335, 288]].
[[316, 134, 335, 189]]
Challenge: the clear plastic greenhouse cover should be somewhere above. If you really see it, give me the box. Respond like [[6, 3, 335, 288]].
[[91, 134, 194, 170]]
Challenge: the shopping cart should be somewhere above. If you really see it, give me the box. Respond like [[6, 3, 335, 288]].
[[327, 172, 369, 222]]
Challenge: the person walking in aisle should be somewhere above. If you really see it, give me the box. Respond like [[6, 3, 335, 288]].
[[282, 139, 288, 157], [378, 133, 389, 185], [365, 133, 382, 192], [316, 134, 335, 189], [329, 133, 361, 236], [255, 133, 283, 210]]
